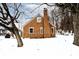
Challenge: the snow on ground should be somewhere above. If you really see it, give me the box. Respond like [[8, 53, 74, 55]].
[[0, 34, 79, 58]]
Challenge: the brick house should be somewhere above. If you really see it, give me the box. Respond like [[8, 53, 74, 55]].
[[22, 8, 55, 38]]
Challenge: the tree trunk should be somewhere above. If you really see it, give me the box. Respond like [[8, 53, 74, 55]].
[[73, 13, 79, 46], [14, 28, 23, 47], [12, 22, 23, 47]]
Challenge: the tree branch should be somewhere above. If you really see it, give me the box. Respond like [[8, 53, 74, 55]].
[[14, 3, 21, 19], [0, 22, 12, 32], [31, 4, 44, 13], [16, 12, 23, 19], [0, 19, 11, 25], [2, 3, 12, 19], [0, 6, 8, 20], [44, 3, 55, 7]]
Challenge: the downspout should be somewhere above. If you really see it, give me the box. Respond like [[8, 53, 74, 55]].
[[43, 17, 44, 38]]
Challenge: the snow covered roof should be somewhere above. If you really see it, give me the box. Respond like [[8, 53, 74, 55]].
[[36, 14, 41, 17], [23, 17, 35, 27], [49, 19, 55, 27]]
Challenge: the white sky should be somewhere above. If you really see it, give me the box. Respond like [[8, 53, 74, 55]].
[[0, 0, 79, 3]]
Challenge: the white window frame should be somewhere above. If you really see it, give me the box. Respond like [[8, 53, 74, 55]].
[[37, 17, 41, 23], [40, 27, 43, 34], [29, 27, 34, 34], [51, 27, 54, 34]]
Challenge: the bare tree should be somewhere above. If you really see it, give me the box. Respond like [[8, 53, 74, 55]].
[[56, 3, 79, 46], [0, 3, 23, 47]]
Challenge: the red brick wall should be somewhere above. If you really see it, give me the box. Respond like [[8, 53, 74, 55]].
[[22, 8, 55, 38]]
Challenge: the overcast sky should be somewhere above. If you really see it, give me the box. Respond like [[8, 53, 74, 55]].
[[15, 3, 55, 26], [6, 3, 56, 28]]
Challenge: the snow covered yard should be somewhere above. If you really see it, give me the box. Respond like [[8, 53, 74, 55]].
[[0, 34, 79, 57]]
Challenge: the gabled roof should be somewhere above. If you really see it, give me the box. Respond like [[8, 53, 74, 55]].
[[23, 16, 55, 28], [49, 22, 54, 27], [49, 20, 55, 27], [23, 17, 36, 27], [36, 14, 41, 17]]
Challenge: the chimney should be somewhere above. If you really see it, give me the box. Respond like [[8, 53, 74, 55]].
[[43, 8, 51, 38], [44, 8, 48, 16]]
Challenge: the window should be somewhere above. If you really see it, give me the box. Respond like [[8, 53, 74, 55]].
[[51, 28, 53, 33], [30, 28, 33, 33], [29, 27, 34, 34], [40, 27, 43, 34], [37, 17, 41, 23]]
